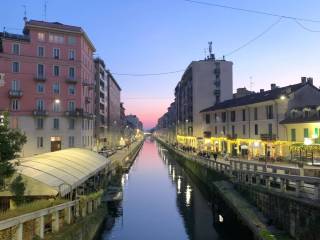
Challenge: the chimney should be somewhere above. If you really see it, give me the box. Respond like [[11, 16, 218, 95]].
[[301, 77, 307, 84], [260, 89, 264, 93], [307, 77, 313, 85], [271, 83, 277, 90]]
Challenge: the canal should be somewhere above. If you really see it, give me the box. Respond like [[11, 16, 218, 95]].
[[100, 137, 252, 240]]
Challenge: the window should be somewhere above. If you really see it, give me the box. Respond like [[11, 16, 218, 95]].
[[268, 123, 273, 135], [12, 62, 20, 73], [254, 124, 259, 135], [242, 109, 246, 121], [315, 128, 320, 144], [69, 119, 75, 129], [37, 32, 45, 41], [205, 114, 210, 124], [291, 129, 296, 141], [266, 105, 274, 119], [37, 64, 44, 78], [36, 99, 44, 110], [11, 99, 20, 111], [53, 101, 60, 112], [214, 126, 218, 135], [68, 136, 75, 147], [68, 36, 76, 45], [53, 66, 60, 76], [304, 128, 309, 138], [304, 110, 310, 118], [254, 107, 258, 120], [68, 50, 75, 60], [231, 111, 235, 122], [37, 137, 44, 148], [222, 112, 227, 122], [231, 125, 235, 136], [36, 118, 44, 129], [36, 83, 44, 93], [12, 43, 20, 55], [53, 48, 60, 59], [53, 118, 59, 129], [214, 113, 217, 122], [68, 67, 75, 79], [222, 126, 226, 135], [68, 85, 75, 95], [53, 83, 60, 94], [11, 80, 20, 91], [68, 101, 75, 111], [242, 125, 246, 135], [37, 46, 44, 57], [49, 34, 64, 44]]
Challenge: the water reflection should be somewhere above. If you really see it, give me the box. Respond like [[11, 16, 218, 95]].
[[100, 138, 231, 239]]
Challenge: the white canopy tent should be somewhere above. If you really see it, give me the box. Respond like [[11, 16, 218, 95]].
[[12, 148, 109, 197]]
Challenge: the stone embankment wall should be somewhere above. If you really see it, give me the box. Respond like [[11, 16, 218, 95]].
[[236, 183, 320, 240]]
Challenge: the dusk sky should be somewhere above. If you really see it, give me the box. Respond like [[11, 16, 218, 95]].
[[2, 0, 320, 129]]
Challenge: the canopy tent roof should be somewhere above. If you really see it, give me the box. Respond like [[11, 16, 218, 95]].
[[12, 148, 109, 197]]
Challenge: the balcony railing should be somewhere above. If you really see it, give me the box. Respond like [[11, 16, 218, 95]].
[[34, 76, 46, 81], [66, 77, 77, 83], [8, 90, 23, 98], [65, 108, 93, 119], [33, 110, 48, 116], [227, 134, 237, 140], [260, 133, 277, 141]]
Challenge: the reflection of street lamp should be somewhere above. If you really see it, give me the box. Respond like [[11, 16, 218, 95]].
[[0, 114, 4, 126]]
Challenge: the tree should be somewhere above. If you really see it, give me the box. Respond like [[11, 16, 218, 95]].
[[10, 175, 25, 205], [0, 112, 27, 189]]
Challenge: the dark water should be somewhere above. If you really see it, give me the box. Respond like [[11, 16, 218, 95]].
[[100, 137, 251, 240]]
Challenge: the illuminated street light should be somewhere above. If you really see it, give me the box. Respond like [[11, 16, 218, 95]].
[[55, 99, 60, 104], [280, 95, 286, 100]]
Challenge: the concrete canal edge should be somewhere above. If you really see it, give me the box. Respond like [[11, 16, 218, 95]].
[[157, 138, 293, 240], [45, 140, 144, 240]]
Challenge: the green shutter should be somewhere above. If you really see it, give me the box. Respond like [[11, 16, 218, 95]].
[[304, 128, 309, 138]]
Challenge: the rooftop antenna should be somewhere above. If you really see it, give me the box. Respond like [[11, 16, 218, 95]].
[[249, 76, 253, 91], [43, 0, 47, 21], [208, 41, 214, 59], [22, 5, 27, 22]]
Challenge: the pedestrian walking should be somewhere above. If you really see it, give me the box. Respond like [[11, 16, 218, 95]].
[[213, 152, 218, 161]]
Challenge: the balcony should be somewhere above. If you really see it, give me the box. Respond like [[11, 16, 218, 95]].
[[260, 134, 277, 141], [227, 134, 237, 140], [65, 108, 93, 119], [85, 97, 91, 104], [8, 90, 23, 98], [66, 77, 77, 84], [33, 110, 48, 116], [34, 76, 46, 81]]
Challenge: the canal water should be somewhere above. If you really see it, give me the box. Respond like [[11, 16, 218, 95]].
[[100, 137, 251, 240]]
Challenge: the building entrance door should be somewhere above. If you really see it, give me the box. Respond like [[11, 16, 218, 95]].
[[51, 136, 61, 152]]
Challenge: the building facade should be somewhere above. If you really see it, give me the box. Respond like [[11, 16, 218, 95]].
[[175, 56, 233, 139], [93, 58, 122, 149], [0, 20, 96, 156], [199, 78, 320, 160]]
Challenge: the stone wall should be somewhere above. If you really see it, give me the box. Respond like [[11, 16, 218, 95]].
[[236, 183, 320, 240]]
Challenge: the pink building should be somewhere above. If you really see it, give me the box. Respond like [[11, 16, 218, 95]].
[[0, 20, 96, 156]]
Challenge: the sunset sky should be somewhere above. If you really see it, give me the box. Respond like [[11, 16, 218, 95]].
[[2, 0, 320, 129]]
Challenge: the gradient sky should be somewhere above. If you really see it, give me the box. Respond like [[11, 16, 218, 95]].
[[1, 0, 320, 129]]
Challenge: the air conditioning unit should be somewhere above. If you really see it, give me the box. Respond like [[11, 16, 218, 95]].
[[0, 73, 5, 87]]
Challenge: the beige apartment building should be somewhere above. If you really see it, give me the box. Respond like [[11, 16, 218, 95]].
[[199, 78, 320, 160]]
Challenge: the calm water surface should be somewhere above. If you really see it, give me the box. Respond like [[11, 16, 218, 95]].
[[100, 138, 224, 240]]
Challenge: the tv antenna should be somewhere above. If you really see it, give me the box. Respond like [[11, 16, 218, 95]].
[[43, 0, 48, 21], [249, 76, 253, 91], [208, 41, 214, 59], [22, 5, 27, 22]]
